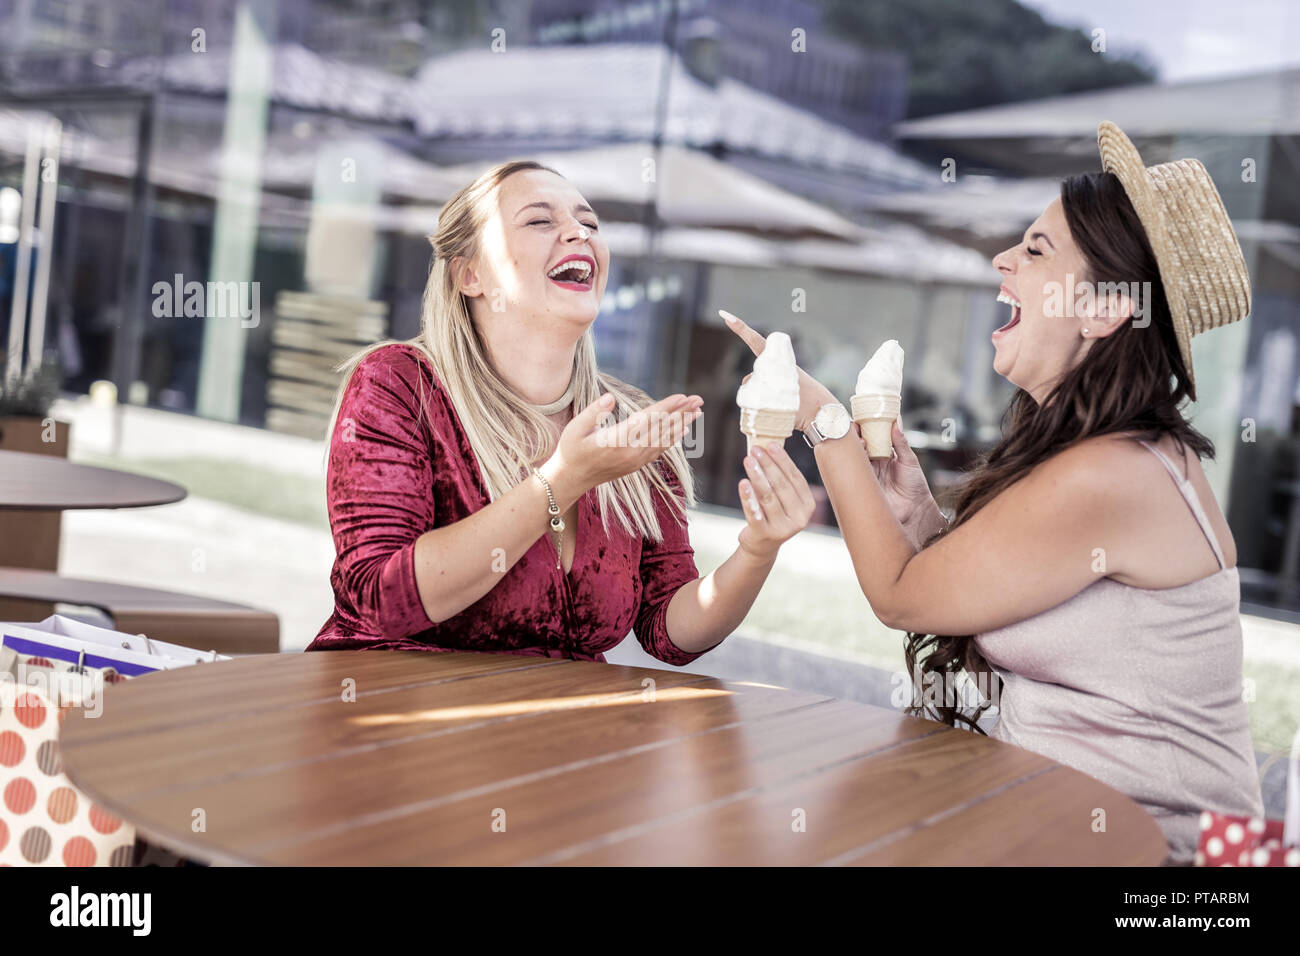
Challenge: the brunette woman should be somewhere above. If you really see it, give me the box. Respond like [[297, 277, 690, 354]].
[[725, 122, 1263, 864]]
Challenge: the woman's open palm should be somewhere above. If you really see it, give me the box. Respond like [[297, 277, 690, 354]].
[[869, 418, 937, 528], [737, 441, 815, 558]]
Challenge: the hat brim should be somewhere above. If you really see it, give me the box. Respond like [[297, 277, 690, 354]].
[[1096, 121, 1197, 386]]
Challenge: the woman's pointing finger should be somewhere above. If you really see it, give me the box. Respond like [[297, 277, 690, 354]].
[[720, 309, 767, 356]]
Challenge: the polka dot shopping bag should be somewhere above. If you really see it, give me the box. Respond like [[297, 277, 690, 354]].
[[1195, 725, 1300, 867], [1, 615, 229, 867], [0, 643, 136, 866]]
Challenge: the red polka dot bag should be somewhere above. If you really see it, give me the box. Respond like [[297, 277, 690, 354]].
[[1195, 727, 1299, 867], [1, 615, 228, 867]]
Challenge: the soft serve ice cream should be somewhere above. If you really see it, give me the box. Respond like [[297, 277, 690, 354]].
[[855, 340, 904, 396], [737, 331, 799, 451], [852, 340, 904, 459], [736, 332, 799, 410]]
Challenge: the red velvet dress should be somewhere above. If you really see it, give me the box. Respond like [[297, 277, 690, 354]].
[[307, 342, 718, 666]]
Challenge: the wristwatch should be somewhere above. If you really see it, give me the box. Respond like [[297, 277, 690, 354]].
[[801, 402, 852, 447]]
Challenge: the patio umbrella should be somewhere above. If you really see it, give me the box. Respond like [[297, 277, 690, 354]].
[[431, 141, 865, 240], [257, 134, 468, 199], [380, 207, 989, 284]]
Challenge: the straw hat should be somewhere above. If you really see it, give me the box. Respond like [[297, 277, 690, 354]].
[[1095, 121, 1251, 386]]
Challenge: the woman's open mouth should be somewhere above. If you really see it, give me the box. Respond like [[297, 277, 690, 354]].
[[992, 288, 1021, 339], [546, 255, 595, 291]]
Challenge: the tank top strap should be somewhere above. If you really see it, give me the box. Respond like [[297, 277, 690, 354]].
[[1136, 439, 1226, 570]]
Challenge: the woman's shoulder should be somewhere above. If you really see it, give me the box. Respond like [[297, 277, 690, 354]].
[[346, 341, 450, 405], [352, 340, 438, 386], [1000, 432, 1153, 519], [1038, 430, 1157, 471], [337, 342, 454, 436], [1059, 430, 1190, 475], [1034, 430, 1200, 515]]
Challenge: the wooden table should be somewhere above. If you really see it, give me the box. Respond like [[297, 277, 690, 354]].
[[0, 567, 280, 655], [0, 449, 186, 511], [59, 651, 1169, 866]]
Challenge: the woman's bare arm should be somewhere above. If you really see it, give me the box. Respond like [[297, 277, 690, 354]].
[[662, 442, 813, 651], [813, 431, 1122, 635], [412, 395, 700, 624]]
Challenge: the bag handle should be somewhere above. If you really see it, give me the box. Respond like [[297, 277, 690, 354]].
[[133, 633, 218, 664]]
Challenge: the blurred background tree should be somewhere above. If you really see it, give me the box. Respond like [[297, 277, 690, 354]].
[[817, 0, 1158, 117]]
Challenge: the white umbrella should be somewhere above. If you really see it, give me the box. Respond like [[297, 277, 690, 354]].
[[434, 142, 864, 240], [379, 208, 990, 284]]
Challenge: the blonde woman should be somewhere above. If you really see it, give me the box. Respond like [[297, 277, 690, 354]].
[[308, 160, 815, 664]]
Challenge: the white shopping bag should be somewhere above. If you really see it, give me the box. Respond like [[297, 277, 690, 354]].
[[1, 614, 231, 677]]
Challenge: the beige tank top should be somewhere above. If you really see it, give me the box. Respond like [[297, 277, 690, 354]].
[[974, 439, 1264, 863]]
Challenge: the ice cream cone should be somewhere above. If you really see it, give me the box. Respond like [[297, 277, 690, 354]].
[[740, 407, 796, 453], [851, 392, 900, 459], [853, 340, 905, 460], [735, 329, 800, 455]]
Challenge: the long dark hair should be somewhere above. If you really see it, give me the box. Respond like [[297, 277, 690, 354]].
[[903, 170, 1216, 732]]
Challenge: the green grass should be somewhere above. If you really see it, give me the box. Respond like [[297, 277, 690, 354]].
[[1243, 660, 1300, 756], [72, 452, 329, 529], [692, 542, 905, 669]]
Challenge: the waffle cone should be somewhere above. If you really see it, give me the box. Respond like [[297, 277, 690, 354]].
[[851, 393, 900, 459], [745, 432, 792, 453], [739, 407, 796, 452]]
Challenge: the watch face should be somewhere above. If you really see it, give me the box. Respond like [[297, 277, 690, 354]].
[[817, 403, 851, 437]]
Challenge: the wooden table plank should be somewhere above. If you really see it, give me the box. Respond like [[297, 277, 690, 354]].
[[536, 727, 1056, 865], [57, 651, 1171, 866], [271, 699, 940, 865], [71, 674, 835, 864], [0, 567, 280, 655], [842, 766, 1169, 866], [64, 658, 722, 794], [63, 652, 574, 743]]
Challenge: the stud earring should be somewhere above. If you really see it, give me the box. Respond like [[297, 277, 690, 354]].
[[1082, 327, 1091, 336]]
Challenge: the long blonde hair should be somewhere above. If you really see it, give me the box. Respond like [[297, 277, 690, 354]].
[[325, 160, 695, 542]]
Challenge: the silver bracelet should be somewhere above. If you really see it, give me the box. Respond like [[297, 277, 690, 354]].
[[532, 468, 565, 570]]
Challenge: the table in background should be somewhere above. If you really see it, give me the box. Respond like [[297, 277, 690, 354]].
[[60, 650, 1169, 865], [0, 449, 185, 511], [0, 449, 276, 654]]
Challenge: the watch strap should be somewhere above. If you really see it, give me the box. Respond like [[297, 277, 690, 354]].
[[803, 403, 850, 447]]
